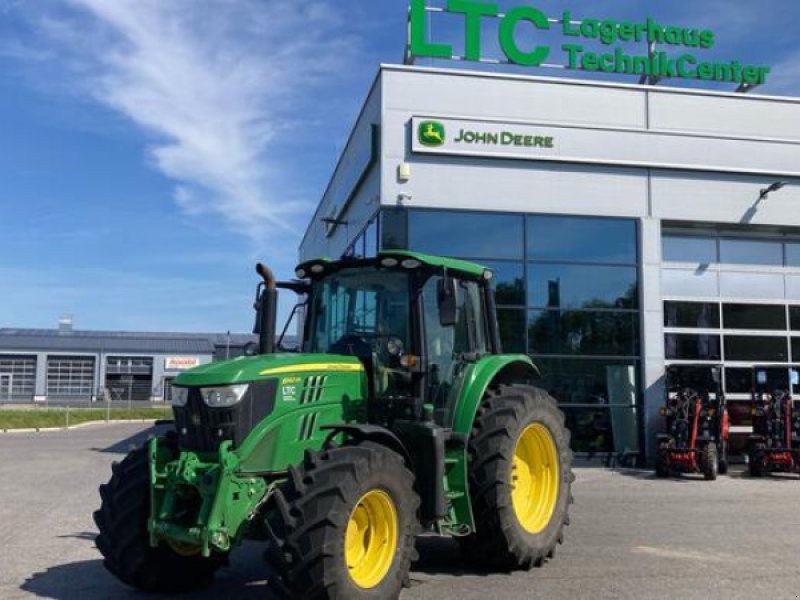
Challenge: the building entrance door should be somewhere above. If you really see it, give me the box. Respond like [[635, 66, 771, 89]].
[[0, 374, 12, 402]]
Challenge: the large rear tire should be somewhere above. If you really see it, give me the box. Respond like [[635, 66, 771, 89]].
[[93, 446, 224, 593], [459, 385, 573, 571], [264, 442, 419, 599]]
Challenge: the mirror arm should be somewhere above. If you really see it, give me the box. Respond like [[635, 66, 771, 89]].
[[277, 301, 305, 352]]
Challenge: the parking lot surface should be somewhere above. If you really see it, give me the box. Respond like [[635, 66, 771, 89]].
[[1, 423, 799, 600]]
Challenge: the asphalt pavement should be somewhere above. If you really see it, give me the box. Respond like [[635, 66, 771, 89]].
[[1, 423, 799, 600]]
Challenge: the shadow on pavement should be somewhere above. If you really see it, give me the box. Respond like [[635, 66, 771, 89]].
[[21, 555, 280, 600], [610, 468, 703, 483], [410, 535, 491, 579], [91, 424, 169, 454]]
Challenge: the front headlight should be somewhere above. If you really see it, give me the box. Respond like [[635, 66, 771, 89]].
[[171, 387, 189, 407], [200, 384, 249, 408]]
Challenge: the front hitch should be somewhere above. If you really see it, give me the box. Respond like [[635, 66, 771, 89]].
[[148, 437, 268, 557]]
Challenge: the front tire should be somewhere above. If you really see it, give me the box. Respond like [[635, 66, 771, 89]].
[[93, 447, 224, 592], [460, 385, 573, 571], [655, 448, 671, 478], [700, 443, 718, 481], [718, 441, 729, 476], [265, 442, 419, 599]]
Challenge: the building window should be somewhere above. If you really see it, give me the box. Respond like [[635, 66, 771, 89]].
[[662, 235, 717, 264], [665, 334, 722, 361], [722, 304, 787, 331], [528, 264, 638, 310], [408, 210, 524, 259], [724, 336, 788, 362], [0, 355, 37, 401], [720, 238, 783, 266], [664, 302, 720, 329], [528, 215, 637, 264], [529, 310, 639, 357], [46, 356, 95, 398]]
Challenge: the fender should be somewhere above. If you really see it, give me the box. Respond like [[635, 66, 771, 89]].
[[320, 424, 412, 465], [447, 354, 541, 532]]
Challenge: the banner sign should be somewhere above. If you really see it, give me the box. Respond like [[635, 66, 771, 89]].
[[411, 117, 800, 177], [164, 356, 201, 371], [409, 1, 771, 86]]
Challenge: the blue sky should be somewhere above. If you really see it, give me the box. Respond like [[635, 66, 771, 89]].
[[1, 0, 799, 334]]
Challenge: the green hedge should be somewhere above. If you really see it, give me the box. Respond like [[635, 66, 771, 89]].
[[0, 407, 172, 430]]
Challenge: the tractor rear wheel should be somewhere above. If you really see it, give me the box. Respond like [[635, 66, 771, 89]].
[[718, 441, 729, 475], [700, 443, 718, 481], [264, 442, 419, 599], [459, 385, 573, 571], [749, 447, 765, 477], [93, 446, 224, 592]]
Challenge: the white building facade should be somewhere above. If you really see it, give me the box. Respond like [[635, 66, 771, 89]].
[[301, 65, 800, 462]]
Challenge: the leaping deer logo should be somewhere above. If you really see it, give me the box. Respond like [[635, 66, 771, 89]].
[[419, 121, 446, 147]]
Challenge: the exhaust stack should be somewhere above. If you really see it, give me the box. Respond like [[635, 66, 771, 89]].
[[255, 263, 278, 355]]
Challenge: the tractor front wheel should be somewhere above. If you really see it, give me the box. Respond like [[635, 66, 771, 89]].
[[93, 446, 225, 592], [460, 385, 573, 571], [265, 442, 419, 599], [699, 443, 718, 481], [655, 448, 671, 478]]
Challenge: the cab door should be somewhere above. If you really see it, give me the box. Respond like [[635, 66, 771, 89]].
[[422, 275, 489, 427]]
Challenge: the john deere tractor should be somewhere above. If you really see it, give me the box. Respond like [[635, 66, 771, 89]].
[[94, 251, 573, 599]]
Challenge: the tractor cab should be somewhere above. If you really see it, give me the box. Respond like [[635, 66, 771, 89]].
[[265, 251, 502, 428]]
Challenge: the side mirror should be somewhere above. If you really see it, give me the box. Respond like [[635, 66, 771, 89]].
[[252, 285, 264, 335], [437, 277, 459, 327]]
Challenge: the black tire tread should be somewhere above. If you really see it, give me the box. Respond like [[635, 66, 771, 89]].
[[460, 384, 574, 571], [265, 442, 420, 599], [93, 446, 224, 593]]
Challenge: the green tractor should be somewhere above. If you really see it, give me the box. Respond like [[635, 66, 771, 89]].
[[94, 251, 574, 599]]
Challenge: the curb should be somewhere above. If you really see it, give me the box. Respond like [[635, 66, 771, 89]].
[[0, 419, 161, 434]]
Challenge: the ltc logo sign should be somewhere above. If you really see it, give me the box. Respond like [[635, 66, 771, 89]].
[[418, 121, 446, 147]]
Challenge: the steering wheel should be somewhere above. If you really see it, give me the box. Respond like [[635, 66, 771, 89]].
[[330, 333, 405, 363]]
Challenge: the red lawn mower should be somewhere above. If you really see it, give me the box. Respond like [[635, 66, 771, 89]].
[[656, 367, 729, 480], [748, 368, 800, 477]]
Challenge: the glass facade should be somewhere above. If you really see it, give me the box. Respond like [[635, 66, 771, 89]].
[[388, 208, 642, 458]]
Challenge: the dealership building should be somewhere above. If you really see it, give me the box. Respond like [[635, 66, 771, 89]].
[[300, 63, 800, 461], [0, 321, 257, 404]]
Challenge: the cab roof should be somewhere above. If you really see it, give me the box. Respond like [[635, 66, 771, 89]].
[[297, 250, 489, 279]]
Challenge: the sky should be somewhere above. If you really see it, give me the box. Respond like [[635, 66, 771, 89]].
[[1, 0, 799, 334]]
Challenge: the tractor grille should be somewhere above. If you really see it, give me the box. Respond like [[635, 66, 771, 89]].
[[172, 380, 277, 454]]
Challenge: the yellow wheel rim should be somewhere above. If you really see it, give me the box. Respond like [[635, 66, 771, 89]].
[[511, 423, 560, 534], [167, 540, 201, 557], [344, 489, 398, 589]]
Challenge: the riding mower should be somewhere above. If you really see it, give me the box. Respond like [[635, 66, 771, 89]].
[[94, 251, 574, 599], [655, 367, 729, 480], [748, 368, 800, 477]]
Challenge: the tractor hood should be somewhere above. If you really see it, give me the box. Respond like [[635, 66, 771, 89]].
[[174, 353, 365, 387]]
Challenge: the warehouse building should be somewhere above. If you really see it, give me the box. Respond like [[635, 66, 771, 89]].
[[299, 64, 800, 462], [0, 320, 258, 404]]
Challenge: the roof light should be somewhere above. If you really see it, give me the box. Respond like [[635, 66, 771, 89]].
[[381, 258, 399, 268], [401, 259, 421, 269], [483, 270, 493, 281], [295, 268, 307, 279], [310, 264, 325, 274]]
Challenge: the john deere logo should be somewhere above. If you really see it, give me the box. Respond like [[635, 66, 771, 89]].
[[419, 121, 445, 147]]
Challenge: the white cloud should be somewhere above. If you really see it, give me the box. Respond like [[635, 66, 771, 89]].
[[24, 0, 361, 247]]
